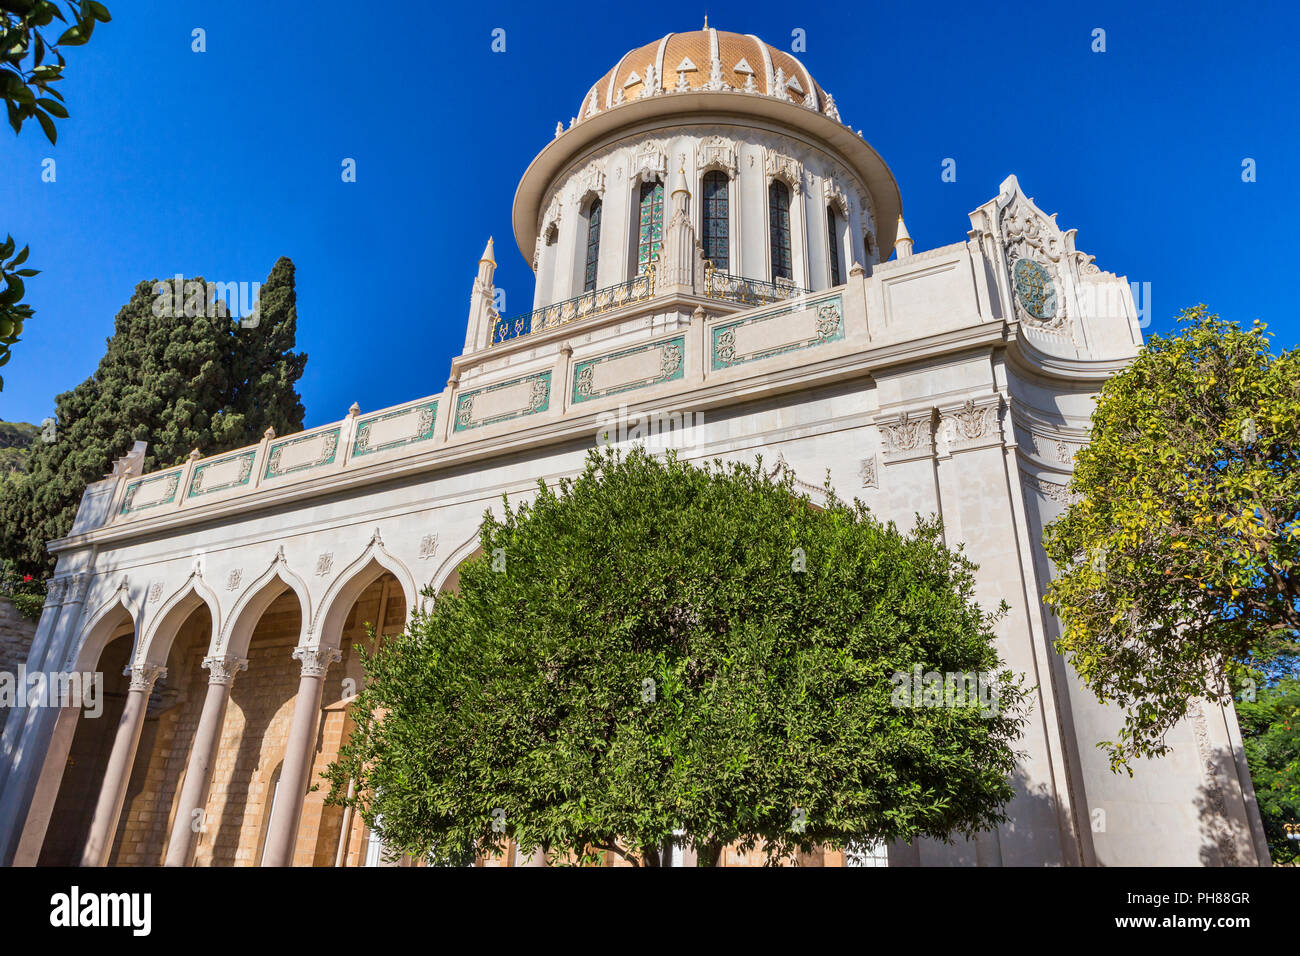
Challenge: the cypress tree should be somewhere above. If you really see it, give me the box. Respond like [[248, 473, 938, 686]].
[[0, 257, 307, 575]]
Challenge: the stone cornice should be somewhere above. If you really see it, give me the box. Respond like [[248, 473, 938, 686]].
[[1004, 324, 1137, 382]]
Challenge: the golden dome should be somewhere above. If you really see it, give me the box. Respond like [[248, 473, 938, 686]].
[[575, 28, 830, 123]]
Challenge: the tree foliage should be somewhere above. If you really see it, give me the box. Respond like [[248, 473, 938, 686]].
[[0, 418, 37, 474], [327, 447, 1028, 867], [0, 235, 38, 390], [1236, 676, 1300, 864], [1, 0, 109, 143], [1044, 306, 1300, 768], [0, 257, 307, 575], [1, 1, 110, 386]]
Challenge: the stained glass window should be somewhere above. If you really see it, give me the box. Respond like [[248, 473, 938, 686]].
[[769, 180, 792, 281], [636, 180, 664, 275], [584, 198, 602, 292], [827, 207, 842, 286], [701, 171, 729, 271]]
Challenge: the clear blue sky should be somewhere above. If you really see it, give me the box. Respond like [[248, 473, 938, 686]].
[[1, 0, 1296, 429]]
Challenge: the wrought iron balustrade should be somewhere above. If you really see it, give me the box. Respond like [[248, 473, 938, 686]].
[[704, 262, 810, 305], [491, 267, 656, 346], [489, 261, 812, 347]]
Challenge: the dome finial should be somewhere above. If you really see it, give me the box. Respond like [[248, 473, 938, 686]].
[[703, 13, 708, 29]]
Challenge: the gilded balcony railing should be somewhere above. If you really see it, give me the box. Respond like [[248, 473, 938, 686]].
[[703, 262, 809, 305], [491, 266, 656, 346]]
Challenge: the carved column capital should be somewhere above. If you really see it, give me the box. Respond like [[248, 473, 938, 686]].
[[202, 655, 249, 687], [937, 396, 1002, 454], [61, 571, 93, 606], [876, 408, 935, 462], [124, 662, 167, 694], [292, 644, 342, 679]]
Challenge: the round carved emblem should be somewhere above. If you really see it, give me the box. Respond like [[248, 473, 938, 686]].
[[1013, 258, 1057, 322]]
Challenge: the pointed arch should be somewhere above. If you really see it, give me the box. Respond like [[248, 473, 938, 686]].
[[71, 583, 141, 673], [138, 571, 222, 666], [312, 528, 418, 644], [219, 549, 312, 658], [426, 528, 486, 604]]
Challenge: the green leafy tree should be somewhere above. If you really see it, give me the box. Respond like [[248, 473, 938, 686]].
[[327, 447, 1028, 867], [1044, 306, 1300, 769], [1, 0, 111, 387], [1236, 676, 1300, 864], [0, 235, 38, 390], [0, 258, 307, 575]]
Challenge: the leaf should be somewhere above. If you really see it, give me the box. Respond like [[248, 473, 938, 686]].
[[86, 1, 112, 23], [56, 24, 86, 46], [35, 97, 66, 118], [34, 107, 55, 144]]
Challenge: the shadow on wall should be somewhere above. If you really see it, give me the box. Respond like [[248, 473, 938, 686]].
[[889, 766, 1071, 866], [1195, 744, 1263, 867]]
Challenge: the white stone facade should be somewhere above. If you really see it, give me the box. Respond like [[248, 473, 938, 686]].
[[0, 27, 1270, 867]]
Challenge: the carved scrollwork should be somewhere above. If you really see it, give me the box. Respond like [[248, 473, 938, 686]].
[[765, 150, 803, 194], [878, 410, 932, 456]]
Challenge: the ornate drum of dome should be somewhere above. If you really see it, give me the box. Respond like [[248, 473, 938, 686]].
[[512, 26, 903, 310]]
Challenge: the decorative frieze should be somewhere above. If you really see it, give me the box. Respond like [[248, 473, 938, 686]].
[[572, 336, 685, 404], [119, 470, 182, 516], [711, 295, 843, 370], [352, 402, 438, 458], [188, 449, 256, 499], [264, 428, 341, 480], [454, 371, 552, 432]]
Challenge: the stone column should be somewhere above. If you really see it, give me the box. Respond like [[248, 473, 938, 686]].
[[260, 644, 340, 867], [79, 662, 166, 866], [163, 655, 247, 867]]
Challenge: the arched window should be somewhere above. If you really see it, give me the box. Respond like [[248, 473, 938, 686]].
[[769, 181, 793, 282], [701, 171, 729, 271], [827, 207, 843, 286], [636, 180, 664, 275], [584, 198, 602, 292]]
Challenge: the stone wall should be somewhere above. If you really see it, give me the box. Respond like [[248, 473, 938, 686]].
[[0, 597, 38, 679]]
